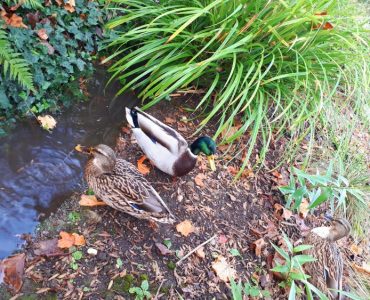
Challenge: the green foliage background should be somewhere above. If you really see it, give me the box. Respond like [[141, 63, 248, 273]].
[[0, 0, 113, 134]]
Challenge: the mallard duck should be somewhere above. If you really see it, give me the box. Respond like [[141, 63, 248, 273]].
[[125, 107, 217, 177], [304, 218, 351, 299], [75, 144, 175, 224]]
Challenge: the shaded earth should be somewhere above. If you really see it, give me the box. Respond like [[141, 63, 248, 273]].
[[0, 96, 367, 300]]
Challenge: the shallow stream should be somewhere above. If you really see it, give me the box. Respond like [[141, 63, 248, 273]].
[[0, 69, 136, 258]]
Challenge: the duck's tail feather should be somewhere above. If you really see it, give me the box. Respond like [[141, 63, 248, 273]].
[[125, 107, 139, 128]]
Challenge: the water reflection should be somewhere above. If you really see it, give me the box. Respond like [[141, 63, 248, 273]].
[[0, 69, 137, 258]]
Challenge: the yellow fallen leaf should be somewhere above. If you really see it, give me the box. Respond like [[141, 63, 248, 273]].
[[176, 220, 195, 237], [37, 115, 57, 131], [211, 255, 236, 282], [350, 244, 363, 256], [79, 194, 107, 207]]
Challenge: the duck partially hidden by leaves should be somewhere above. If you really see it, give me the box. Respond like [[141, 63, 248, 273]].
[[75, 144, 175, 224], [304, 218, 351, 300], [125, 107, 217, 177]]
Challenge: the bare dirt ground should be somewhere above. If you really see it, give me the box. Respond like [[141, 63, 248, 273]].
[[0, 96, 367, 300]]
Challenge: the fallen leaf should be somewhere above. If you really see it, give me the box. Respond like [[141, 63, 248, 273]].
[[57, 231, 85, 248], [55, 0, 63, 5], [274, 203, 293, 220], [37, 115, 56, 131], [221, 126, 240, 142], [1, 12, 28, 29], [37, 28, 48, 40], [137, 155, 150, 175], [194, 173, 206, 187], [33, 239, 64, 257], [195, 247, 205, 259], [72, 233, 85, 246], [0, 253, 25, 292], [57, 232, 75, 248], [218, 234, 228, 244], [299, 198, 309, 219], [272, 170, 283, 179], [176, 220, 195, 237], [79, 194, 107, 207], [211, 255, 236, 282], [64, 0, 76, 13], [350, 244, 363, 256], [251, 238, 266, 257], [155, 243, 172, 256]]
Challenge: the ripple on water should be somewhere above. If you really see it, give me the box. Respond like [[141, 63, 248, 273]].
[[0, 69, 138, 258]]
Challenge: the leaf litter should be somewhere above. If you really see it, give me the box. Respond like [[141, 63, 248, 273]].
[[2, 96, 364, 299]]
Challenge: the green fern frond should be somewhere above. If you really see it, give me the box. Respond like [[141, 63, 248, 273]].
[[0, 28, 34, 91]]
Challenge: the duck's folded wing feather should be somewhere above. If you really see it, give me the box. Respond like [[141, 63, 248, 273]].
[[135, 107, 188, 154]]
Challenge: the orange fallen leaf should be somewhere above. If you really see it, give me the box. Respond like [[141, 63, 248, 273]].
[[252, 238, 266, 257], [137, 155, 150, 175], [57, 231, 75, 248], [1, 12, 28, 29], [211, 255, 236, 282], [64, 0, 76, 13], [195, 247, 205, 259], [37, 28, 48, 40], [79, 194, 107, 207], [72, 233, 85, 246], [194, 173, 206, 187], [0, 253, 25, 292], [274, 203, 293, 220], [176, 220, 195, 237]]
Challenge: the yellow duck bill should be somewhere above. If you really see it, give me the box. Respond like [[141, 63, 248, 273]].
[[207, 155, 216, 171]]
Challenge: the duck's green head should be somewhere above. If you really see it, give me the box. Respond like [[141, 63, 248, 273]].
[[190, 136, 217, 171]]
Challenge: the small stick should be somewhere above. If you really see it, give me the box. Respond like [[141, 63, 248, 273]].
[[176, 234, 217, 266], [154, 279, 165, 300]]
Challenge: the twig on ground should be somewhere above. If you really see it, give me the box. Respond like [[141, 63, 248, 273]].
[[154, 279, 165, 300], [176, 234, 217, 266]]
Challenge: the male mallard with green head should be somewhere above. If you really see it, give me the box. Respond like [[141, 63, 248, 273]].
[[125, 107, 217, 177], [304, 218, 351, 299], [76, 144, 175, 224]]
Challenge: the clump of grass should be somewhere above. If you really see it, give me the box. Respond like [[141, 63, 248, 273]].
[[102, 0, 368, 176]]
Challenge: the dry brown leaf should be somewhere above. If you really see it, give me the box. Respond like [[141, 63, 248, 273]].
[[194, 173, 206, 187], [195, 247, 205, 259], [274, 203, 293, 220], [176, 220, 195, 237], [37, 28, 48, 40], [79, 194, 107, 207], [137, 155, 150, 175], [55, 0, 63, 6], [64, 0, 76, 13], [211, 255, 236, 282], [33, 238, 64, 257], [299, 198, 309, 219], [221, 126, 240, 142], [0, 253, 25, 292], [252, 238, 266, 257], [37, 115, 56, 131], [155, 243, 172, 256], [1, 12, 28, 29]]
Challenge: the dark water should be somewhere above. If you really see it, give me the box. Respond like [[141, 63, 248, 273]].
[[0, 69, 137, 258]]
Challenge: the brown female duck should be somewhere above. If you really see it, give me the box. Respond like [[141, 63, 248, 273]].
[[304, 218, 351, 299], [76, 144, 174, 224]]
